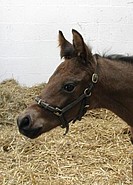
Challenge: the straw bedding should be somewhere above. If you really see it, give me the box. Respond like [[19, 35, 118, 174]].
[[0, 79, 132, 185]]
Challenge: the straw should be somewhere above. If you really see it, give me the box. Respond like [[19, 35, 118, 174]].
[[0, 79, 132, 185]]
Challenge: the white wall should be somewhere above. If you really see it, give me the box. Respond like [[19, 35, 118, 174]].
[[0, 0, 133, 86]]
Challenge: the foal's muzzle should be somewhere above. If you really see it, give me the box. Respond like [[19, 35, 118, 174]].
[[17, 115, 43, 139]]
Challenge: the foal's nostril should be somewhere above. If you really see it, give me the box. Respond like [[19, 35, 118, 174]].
[[18, 115, 31, 130]]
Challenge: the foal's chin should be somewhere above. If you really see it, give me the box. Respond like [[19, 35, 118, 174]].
[[19, 126, 43, 139]]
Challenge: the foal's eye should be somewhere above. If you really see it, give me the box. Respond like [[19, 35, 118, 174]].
[[63, 83, 75, 92]]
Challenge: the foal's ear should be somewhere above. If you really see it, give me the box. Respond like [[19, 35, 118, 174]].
[[58, 31, 75, 59], [72, 29, 93, 63]]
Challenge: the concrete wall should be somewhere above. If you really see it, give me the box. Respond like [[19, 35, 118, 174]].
[[0, 0, 133, 86]]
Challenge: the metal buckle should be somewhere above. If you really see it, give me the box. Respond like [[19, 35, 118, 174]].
[[54, 107, 62, 116], [54, 111, 62, 116], [35, 97, 42, 105], [38, 99, 42, 105], [92, 73, 98, 83]]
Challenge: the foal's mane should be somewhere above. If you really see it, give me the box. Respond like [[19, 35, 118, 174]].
[[103, 54, 133, 63]]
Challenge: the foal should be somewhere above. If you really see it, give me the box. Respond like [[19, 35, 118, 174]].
[[17, 29, 133, 143]]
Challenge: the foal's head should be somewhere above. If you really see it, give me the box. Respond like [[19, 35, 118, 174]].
[[17, 30, 97, 139]]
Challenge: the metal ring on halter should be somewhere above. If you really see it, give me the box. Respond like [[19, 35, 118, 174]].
[[92, 73, 98, 84], [84, 88, 92, 97]]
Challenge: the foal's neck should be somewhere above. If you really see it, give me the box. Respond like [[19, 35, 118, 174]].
[[91, 56, 133, 126]]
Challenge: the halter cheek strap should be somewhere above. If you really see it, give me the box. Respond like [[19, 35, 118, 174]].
[[35, 72, 98, 135]]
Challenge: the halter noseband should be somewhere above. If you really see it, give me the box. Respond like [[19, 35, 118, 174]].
[[35, 57, 98, 135]]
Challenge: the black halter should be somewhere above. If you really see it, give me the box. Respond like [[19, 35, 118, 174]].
[[35, 58, 98, 135], [35, 73, 98, 135]]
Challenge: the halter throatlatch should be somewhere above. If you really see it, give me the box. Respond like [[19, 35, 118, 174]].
[[35, 57, 98, 135]]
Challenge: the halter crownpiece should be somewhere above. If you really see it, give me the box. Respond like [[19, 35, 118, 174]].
[[35, 56, 98, 135]]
